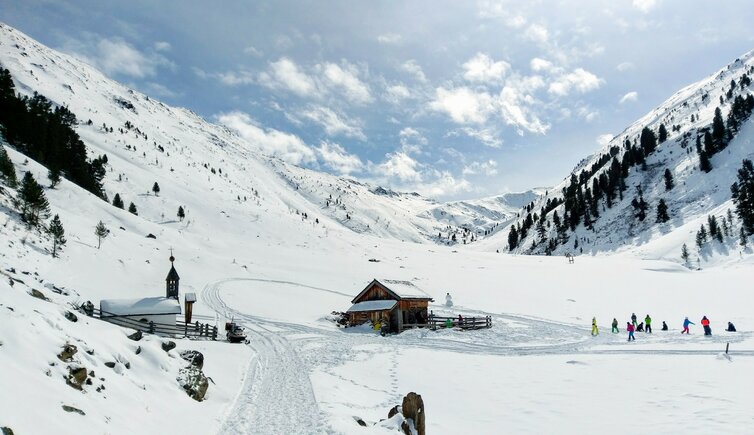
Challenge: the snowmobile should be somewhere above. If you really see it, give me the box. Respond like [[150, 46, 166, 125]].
[[225, 320, 248, 343]]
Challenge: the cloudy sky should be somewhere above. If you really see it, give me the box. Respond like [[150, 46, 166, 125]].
[[4, 0, 754, 200]]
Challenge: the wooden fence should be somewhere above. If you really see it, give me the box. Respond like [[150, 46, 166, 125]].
[[427, 314, 492, 330], [82, 307, 218, 340]]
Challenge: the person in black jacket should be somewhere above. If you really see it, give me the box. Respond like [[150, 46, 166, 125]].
[[727, 322, 737, 332], [661, 321, 669, 331]]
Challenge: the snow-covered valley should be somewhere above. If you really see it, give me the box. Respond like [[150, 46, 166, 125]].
[[1, 22, 754, 435]]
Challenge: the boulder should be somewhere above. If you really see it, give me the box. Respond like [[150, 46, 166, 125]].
[[61, 405, 85, 416], [1, 427, 14, 435], [127, 330, 143, 341], [179, 350, 204, 369], [387, 405, 400, 419], [104, 362, 116, 368], [57, 344, 77, 362], [161, 341, 176, 353], [354, 417, 367, 427], [66, 366, 88, 390], [177, 366, 209, 402], [64, 311, 78, 322], [146, 233, 157, 239], [28, 289, 49, 301]]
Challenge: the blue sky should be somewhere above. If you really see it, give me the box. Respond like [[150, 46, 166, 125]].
[[4, 0, 754, 200]]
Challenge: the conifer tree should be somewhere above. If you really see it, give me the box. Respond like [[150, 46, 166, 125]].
[[656, 199, 670, 223], [658, 124, 668, 143], [731, 159, 754, 235], [152, 182, 160, 196], [0, 145, 17, 187], [19, 172, 50, 227], [712, 107, 726, 147], [128, 202, 138, 216], [507, 226, 519, 251], [696, 225, 708, 248], [681, 243, 690, 264], [699, 150, 712, 173], [48, 214, 66, 258], [177, 206, 185, 222], [664, 168, 674, 191], [47, 167, 61, 188], [112, 193, 124, 209], [741, 227, 748, 248], [707, 215, 720, 239], [94, 220, 109, 249]]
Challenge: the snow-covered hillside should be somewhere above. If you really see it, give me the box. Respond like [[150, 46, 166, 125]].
[[0, 23, 526, 247], [491, 50, 754, 265]]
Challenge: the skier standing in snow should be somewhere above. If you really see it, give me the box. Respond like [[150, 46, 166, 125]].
[[591, 317, 599, 336], [682, 317, 694, 334], [445, 292, 453, 308], [631, 313, 637, 328], [611, 318, 619, 333], [701, 316, 712, 335], [627, 322, 635, 342], [644, 314, 652, 333]]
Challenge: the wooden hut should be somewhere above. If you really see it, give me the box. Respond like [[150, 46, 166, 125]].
[[347, 279, 433, 333]]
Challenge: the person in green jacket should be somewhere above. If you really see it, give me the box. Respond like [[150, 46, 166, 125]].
[[445, 318, 453, 328], [611, 318, 619, 333], [645, 314, 652, 333]]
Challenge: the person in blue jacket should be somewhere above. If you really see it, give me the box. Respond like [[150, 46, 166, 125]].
[[682, 317, 694, 334]]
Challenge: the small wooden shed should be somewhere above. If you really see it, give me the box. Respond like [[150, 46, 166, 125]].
[[347, 279, 433, 333]]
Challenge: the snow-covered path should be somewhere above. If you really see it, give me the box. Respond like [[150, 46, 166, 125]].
[[203, 280, 328, 435]]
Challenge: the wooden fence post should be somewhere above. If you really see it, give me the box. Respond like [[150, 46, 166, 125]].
[[212, 326, 217, 340], [149, 321, 155, 334]]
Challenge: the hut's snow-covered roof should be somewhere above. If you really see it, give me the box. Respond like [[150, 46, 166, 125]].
[[351, 278, 433, 303], [378, 279, 430, 299], [347, 300, 397, 313], [100, 297, 181, 316]]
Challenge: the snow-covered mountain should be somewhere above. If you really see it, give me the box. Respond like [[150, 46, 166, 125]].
[[0, 22, 528, 247], [488, 50, 754, 265]]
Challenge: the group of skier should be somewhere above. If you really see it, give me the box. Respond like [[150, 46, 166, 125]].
[[589, 313, 737, 341]]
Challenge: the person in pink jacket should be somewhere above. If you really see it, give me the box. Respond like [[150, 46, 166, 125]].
[[627, 322, 636, 342]]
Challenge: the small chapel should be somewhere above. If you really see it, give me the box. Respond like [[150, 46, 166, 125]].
[[99, 254, 193, 331]]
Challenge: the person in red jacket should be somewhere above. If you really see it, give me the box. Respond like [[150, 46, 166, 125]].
[[701, 316, 712, 336], [627, 322, 635, 342]]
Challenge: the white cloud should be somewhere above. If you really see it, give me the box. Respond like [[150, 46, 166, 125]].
[[497, 75, 550, 135], [616, 61, 635, 72], [67, 37, 173, 79], [316, 141, 364, 174], [548, 68, 603, 96], [596, 134, 614, 146], [259, 57, 319, 97], [525, 24, 549, 44], [400, 60, 427, 83], [462, 53, 510, 83], [320, 62, 372, 104], [217, 70, 255, 86], [399, 127, 427, 154], [429, 86, 494, 125], [530, 58, 554, 72], [384, 84, 411, 104], [619, 91, 639, 104], [377, 33, 403, 44], [154, 41, 171, 52], [633, 0, 659, 13], [417, 171, 473, 198], [144, 82, 177, 98], [463, 160, 498, 176], [458, 127, 503, 148], [375, 151, 423, 183], [243, 45, 263, 57], [299, 106, 366, 140], [216, 111, 316, 165]]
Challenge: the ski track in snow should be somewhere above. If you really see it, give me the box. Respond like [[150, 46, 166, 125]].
[[202, 278, 754, 434]]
